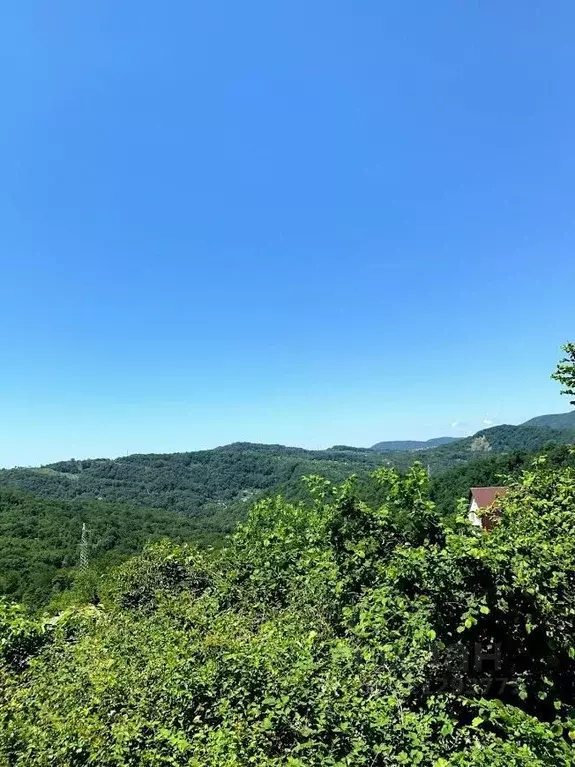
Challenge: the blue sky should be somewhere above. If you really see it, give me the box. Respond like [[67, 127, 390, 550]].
[[1, 1, 574, 467]]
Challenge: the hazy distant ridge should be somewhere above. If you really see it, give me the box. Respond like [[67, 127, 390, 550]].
[[370, 436, 459, 452], [370, 411, 575, 453]]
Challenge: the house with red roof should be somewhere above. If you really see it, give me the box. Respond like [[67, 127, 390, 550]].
[[468, 486, 508, 531]]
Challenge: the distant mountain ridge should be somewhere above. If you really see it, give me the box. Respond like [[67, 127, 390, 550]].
[[371, 436, 459, 452], [409, 423, 575, 473], [0, 410, 574, 536], [370, 412, 575, 453], [1, 420, 574, 520], [521, 411, 575, 430]]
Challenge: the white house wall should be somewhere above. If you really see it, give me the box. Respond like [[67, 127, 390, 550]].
[[468, 497, 482, 527]]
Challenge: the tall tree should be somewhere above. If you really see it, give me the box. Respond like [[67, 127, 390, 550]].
[[552, 342, 575, 405]]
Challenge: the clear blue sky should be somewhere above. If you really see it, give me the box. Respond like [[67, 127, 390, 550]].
[[1, 1, 574, 467]]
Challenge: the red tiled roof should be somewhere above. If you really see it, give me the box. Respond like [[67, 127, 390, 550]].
[[470, 486, 508, 508]]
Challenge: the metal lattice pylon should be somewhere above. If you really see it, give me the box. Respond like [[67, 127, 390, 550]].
[[79, 522, 90, 568]]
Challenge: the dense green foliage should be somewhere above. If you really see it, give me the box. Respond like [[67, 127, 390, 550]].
[[1, 458, 575, 765], [553, 342, 575, 406], [0, 444, 388, 526], [0, 488, 220, 609]]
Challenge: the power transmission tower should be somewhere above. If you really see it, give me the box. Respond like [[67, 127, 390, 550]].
[[79, 522, 90, 569]]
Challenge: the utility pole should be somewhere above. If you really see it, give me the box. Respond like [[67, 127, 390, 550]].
[[79, 523, 90, 569]]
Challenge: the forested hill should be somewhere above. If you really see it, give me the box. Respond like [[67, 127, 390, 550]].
[[1, 423, 574, 524], [407, 422, 575, 474], [0, 444, 387, 526], [0, 487, 216, 608], [371, 413, 575, 454], [521, 410, 575, 430], [368, 423, 575, 475]]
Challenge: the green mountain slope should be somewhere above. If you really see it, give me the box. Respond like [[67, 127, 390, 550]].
[[0, 443, 388, 527], [0, 487, 217, 608], [397, 423, 575, 474], [1, 426, 574, 527], [522, 410, 575, 430]]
